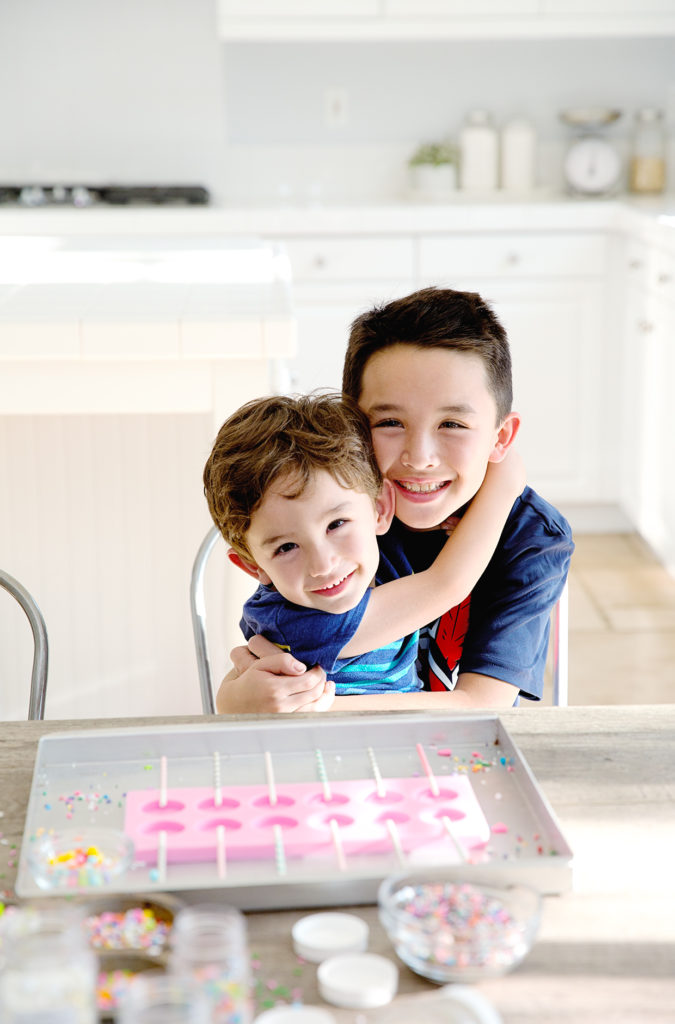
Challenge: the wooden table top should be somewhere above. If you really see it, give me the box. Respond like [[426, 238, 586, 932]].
[[1, 705, 674, 1023]]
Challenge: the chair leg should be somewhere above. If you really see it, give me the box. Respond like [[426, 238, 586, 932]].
[[190, 526, 221, 715]]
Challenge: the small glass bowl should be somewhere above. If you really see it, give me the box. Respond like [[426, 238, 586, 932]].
[[378, 871, 541, 984], [28, 828, 134, 891]]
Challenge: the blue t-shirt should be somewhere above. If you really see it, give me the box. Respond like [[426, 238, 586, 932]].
[[378, 486, 574, 702], [240, 550, 421, 695]]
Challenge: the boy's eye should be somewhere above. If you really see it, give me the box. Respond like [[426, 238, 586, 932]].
[[372, 418, 403, 429], [440, 420, 463, 430], [273, 541, 297, 556], [327, 518, 347, 532]]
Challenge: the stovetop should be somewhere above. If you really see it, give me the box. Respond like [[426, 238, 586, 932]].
[[0, 184, 210, 207]]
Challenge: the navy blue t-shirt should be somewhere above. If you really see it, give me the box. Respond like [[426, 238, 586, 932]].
[[378, 486, 574, 701]]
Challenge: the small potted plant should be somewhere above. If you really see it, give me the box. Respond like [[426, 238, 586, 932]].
[[409, 140, 459, 198]]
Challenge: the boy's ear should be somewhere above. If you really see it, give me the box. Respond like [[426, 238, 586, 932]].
[[488, 411, 521, 463], [227, 548, 272, 586], [374, 478, 396, 535]]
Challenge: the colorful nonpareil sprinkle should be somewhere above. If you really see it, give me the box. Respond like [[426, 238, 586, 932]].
[[388, 881, 530, 973], [84, 907, 172, 955]]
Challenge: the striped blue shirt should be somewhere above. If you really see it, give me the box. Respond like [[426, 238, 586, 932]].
[[240, 556, 421, 695]]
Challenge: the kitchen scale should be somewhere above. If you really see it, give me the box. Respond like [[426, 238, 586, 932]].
[[15, 714, 573, 907], [560, 107, 623, 196]]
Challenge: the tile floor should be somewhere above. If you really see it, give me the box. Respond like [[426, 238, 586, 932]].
[[544, 533, 675, 706]]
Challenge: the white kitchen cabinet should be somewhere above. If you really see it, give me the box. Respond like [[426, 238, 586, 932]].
[[218, 0, 675, 37], [620, 237, 675, 573], [220, 0, 378, 15], [418, 230, 610, 504]]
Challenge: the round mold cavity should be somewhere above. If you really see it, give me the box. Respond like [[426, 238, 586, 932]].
[[253, 794, 295, 809], [142, 799, 185, 813], [375, 810, 410, 826], [321, 813, 354, 828], [255, 815, 299, 830], [200, 817, 242, 831], [419, 786, 458, 802], [143, 821, 185, 834], [197, 796, 240, 811], [309, 792, 349, 807], [433, 807, 465, 822], [366, 789, 404, 805]]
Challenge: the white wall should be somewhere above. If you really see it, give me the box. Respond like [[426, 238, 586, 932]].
[[0, 3, 673, 203]]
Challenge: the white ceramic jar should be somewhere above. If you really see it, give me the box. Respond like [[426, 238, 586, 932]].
[[459, 110, 499, 191], [501, 117, 537, 192]]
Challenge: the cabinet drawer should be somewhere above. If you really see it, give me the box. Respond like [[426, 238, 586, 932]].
[[284, 237, 415, 282], [419, 233, 606, 279]]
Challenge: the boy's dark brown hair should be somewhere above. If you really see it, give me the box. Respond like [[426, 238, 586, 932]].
[[204, 392, 382, 560], [343, 286, 513, 424]]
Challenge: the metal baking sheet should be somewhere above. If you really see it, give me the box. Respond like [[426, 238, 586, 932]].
[[15, 713, 573, 907]]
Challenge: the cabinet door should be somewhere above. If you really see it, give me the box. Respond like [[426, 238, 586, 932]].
[[482, 282, 607, 503], [288, 280, 415, 395]]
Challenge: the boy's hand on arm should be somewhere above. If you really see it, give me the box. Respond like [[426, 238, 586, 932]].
[[216, 638, 334, 714], [332, 673, 517, 711]]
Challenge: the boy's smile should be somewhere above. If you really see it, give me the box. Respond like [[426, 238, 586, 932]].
[[243, 470, 392, 613], [359, 344, 518, 531]]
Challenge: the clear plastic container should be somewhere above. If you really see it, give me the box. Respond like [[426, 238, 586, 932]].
[[117, 973, 210, 1024], [169, 904, 252, 1024], [629, 108, 666, 194], [0, 905, 97, 1023], [459, 110, 499, 191]]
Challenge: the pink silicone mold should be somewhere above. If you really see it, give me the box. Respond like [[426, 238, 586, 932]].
[[124, 776, 489, 866]]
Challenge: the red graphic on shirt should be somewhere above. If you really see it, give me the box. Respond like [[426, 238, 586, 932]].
[[427, 595, 472, 691]]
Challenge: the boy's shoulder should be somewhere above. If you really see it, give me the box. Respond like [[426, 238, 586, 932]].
[[506, 485, 573, 543]]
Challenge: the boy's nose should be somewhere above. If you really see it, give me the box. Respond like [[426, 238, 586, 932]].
[[401, 433, 440, 470], [307, 545, 337, 577]]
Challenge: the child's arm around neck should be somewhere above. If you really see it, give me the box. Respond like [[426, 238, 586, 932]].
[[339, 451, 525, 659]]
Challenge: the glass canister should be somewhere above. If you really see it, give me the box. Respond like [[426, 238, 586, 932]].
[[169, 905, 252, 1024], [629, 108, 666, 194], [0, 905, 97, 1023]]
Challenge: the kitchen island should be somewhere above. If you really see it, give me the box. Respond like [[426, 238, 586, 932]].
[[1, 705, 674, 1023]]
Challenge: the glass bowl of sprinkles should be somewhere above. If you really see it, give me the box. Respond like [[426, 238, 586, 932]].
[[27, 828, 134, 891], [378, 872, 541, 983]]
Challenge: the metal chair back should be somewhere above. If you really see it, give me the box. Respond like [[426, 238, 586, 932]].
[[0, 569, 49, 720]]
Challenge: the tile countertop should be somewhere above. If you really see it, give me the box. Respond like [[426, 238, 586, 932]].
[[0, 195, 674, 244]]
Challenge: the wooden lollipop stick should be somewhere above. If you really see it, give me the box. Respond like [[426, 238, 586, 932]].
[[159, 756, 168, 808], [329, 818, 347, 872], [216, 824, 226, 879], [264, 750, 278, 806], [386, 817, 405, 867], [213, 752, 222, 808], [273, 823, 287, 876], [367, 747, 386, 798], [315, 748, 332, 802], [416, 742, 440, 797]]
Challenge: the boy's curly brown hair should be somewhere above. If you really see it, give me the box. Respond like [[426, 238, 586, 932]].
[[203, 391, 382, 560]]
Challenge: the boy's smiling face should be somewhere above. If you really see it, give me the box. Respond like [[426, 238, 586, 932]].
[[359, 344, 519, 531], [239, 469, 393, 613]]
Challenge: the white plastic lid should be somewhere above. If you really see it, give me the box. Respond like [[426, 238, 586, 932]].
[[291, 912, 369, 963], [253, 1008, 338, 1024], [317, 952, 398, 1009]]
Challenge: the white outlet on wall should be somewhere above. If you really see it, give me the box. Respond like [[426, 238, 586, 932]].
[[324, 88, 349, 127]]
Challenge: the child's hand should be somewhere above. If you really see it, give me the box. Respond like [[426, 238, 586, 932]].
[[486, 449, 526, 498]]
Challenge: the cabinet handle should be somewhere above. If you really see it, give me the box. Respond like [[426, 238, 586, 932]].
[[313, 254, 326, 269], [628, 259, 644, 270], [505, 251, 521, 266], [657, 272, 672, 285], [638, 319, 655, 334]]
